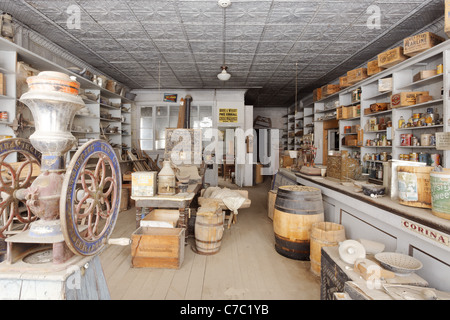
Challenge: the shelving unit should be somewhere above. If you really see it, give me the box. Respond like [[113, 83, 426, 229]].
[[0, 37, 134, 164], [309, 39, 450, 169]]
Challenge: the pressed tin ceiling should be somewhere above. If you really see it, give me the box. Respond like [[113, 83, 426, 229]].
[[0, 0, 446, 109]]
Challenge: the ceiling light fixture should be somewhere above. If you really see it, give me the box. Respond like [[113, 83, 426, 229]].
[[217, 0, 231, 81], [217, 65, 231, 81], [218, 0, 231, 8]]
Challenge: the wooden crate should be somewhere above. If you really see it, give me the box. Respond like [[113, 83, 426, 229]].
[[367, 59, 385, 76], [313, 88, 322, 102], [378, 78, 393, 92], [339, 76, 350, 88], [140, 209, 180, 228], [131, 227, 185, 269], [378, 47, 408, 69], [347, 68, 368, 85], [403, 32, 445, 57], [413, 70, 437, 82], [321, 84, 340, 98], [391, 91, 428, 108]]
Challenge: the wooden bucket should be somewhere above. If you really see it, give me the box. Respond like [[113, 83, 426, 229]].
[[273, 186, 324, 260], [310, 222, 346, 276], [267, 190, 277, 220], [430, 168, 450, 220], [398, 166, 433, 208], [195, 212, 225, 255]]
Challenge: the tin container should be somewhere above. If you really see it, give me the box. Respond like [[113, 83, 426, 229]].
[[400, 134, 412, 146], [410, 153, 418, 162], [421, 134, 432, 146], [430, 154, 441, 167], [419, 153, 428, 164], [437, 64, 444, 74]]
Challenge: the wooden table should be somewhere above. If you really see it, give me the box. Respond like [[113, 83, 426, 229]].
[[131, 183, 202, 241]]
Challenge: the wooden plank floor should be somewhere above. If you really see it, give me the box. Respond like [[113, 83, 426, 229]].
[[99, 178, 321, 300]]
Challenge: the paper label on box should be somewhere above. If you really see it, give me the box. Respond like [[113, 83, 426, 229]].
[[398, 172, 418, 201], [436, 132, 450, 151]]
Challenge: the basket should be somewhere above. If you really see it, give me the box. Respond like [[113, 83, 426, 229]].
[[375, 252, 423, 275]]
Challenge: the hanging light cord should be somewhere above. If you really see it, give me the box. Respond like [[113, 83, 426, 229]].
[[222, 8, 226, 67], [295, 62, 298, 112]]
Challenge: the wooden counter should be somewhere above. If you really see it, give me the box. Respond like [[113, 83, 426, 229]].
[[274, 169, 450, 292]]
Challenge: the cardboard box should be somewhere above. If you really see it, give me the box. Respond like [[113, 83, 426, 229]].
[[132, 171, 158, 197], [403, 32, 445, 57], [413, 70, 437, 82], [321, 84, 340, 98], [367, 59, 385, 76], [340, 76, 350, 88], [391, 91, 428, 108], [378, 47, 408, 69], [347, 68, 368, 85], [313, 88, 322, 102], [131, 227, 185, 269], [378, 78, 393, 92]]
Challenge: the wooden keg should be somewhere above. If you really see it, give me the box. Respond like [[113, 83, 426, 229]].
[[398, 166, 433, 208], [273, 186, 324, 260], [195, 211, 225, 255], [310, 222, 346, 276]]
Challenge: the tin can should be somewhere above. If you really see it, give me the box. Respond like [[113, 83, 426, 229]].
[[0, 112, 7, 122], [409, 153, 418, 162], [381, 152, 387, 162], [430, 135, 436, 146], [419, 153, 428, 164], [430, 154, 441, 167], [400, 134, 412, 146], [421, 134, 432, 146], [437, 64, 444, 74]]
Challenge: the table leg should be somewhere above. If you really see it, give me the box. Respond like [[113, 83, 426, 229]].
[[136, 206, 143, 229], [179, 207, 189, 244]]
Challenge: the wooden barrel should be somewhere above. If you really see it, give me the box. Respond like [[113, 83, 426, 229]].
[[195, 212, 225, 255], [273, 185, 324, 260], [310, 222, 346, 276], [398, 166, 433, 208], [430, 168, 450, 220]]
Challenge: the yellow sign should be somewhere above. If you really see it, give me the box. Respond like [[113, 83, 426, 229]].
[[219, 108, 238, 123]]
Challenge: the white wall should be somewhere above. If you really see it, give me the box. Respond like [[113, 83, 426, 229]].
[[253, 107, 287, 130]]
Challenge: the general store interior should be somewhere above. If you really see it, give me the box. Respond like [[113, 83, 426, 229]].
[[0, 0, 449, 301]]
